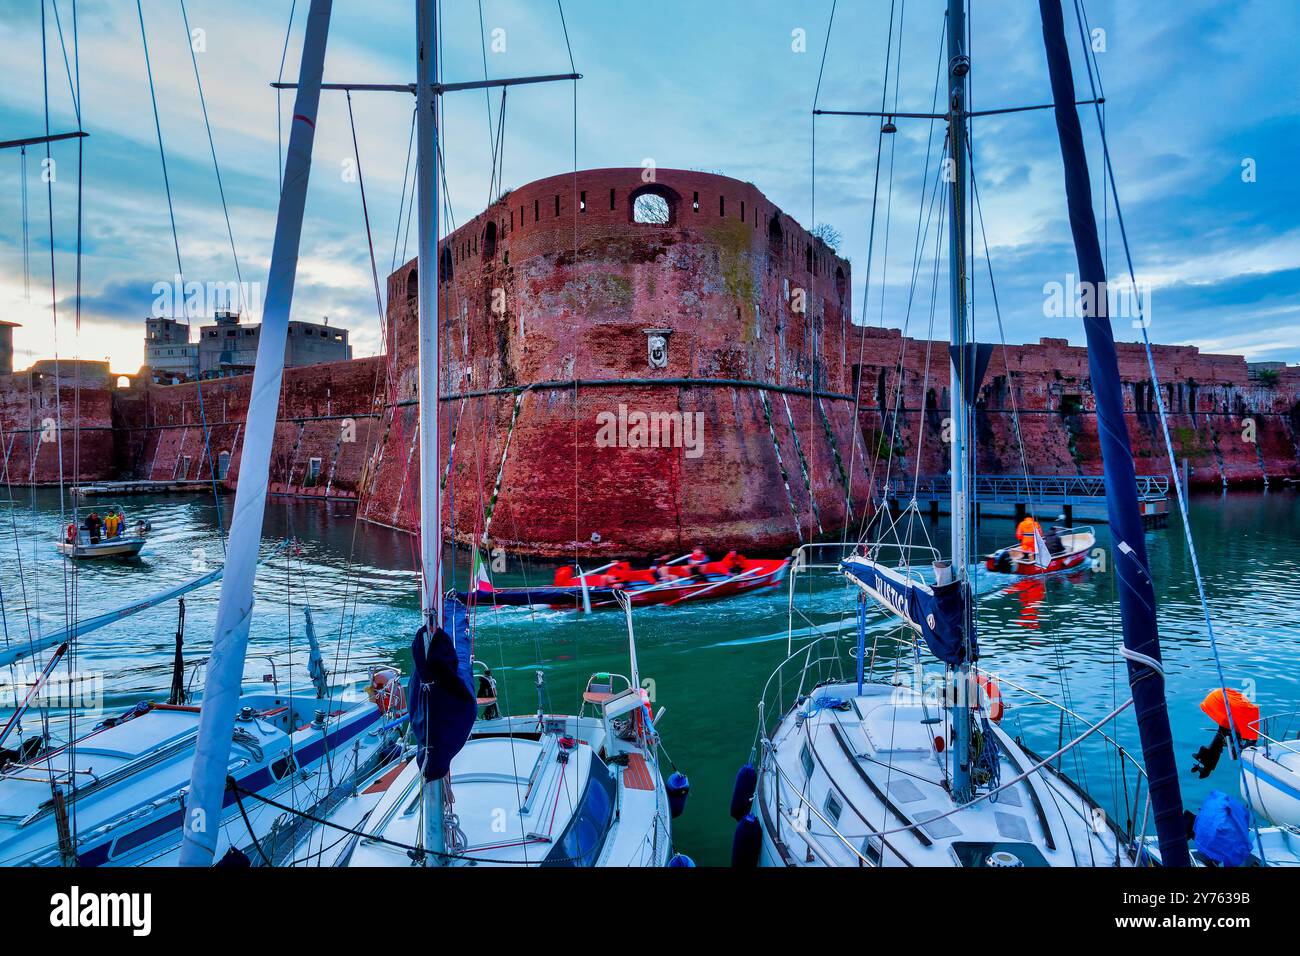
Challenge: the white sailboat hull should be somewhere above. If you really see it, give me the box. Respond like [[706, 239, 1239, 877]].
[[1241, 746, 1300, 829], [0, 692, 397, 867], [756, 681, 1137, 867]]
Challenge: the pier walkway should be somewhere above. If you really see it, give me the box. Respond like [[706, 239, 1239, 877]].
[[873, 473, 1170, 528], [71, 479, 218, 497]]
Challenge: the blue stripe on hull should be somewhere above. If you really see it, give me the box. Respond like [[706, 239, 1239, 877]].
[[74, 705, 382, 867]]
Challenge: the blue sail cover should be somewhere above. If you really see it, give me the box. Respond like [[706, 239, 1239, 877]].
[[408, 596, 477, 781], [1038, 0, 1190, 866], [842, 558, 972, 666]]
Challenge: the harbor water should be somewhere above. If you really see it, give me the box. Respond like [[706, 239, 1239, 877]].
[[3, 488, 1297, 865]]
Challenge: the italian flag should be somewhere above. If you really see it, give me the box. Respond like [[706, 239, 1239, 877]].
[[471, 550, 494, 593]]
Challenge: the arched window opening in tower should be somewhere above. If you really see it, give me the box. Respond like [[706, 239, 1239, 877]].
[[630, 185, 677, 226], [483, 221, 497, 260], [768, 214, 783, 256]]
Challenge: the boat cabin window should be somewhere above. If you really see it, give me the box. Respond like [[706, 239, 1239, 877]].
[[822, 791, 843, 828], [271, 754, 297, 780], [860, 835, 883, 866], [799, 741, 814, 780]]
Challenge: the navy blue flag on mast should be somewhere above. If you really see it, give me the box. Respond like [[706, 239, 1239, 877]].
[[408, 596, 477, 781]]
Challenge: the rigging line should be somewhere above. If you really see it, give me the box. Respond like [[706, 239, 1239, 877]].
[[1069, 0, 1265, 861], [860, 146, 947, 544], [21, 148, 31, 302], [390, 109, 417, 274], [477, 0, 498, 169], [841, 6, 936, 545], [179, 0, 247, 314], [810, 0, 838, 231], [135, 0, 185, 284], [49, 0, 81, 123], [40, 0, 72, 630], [135, 0, 226, 549], [275, 0, 299, 197], [969, 120, 1086, 789], [345, 92, 387, 325]]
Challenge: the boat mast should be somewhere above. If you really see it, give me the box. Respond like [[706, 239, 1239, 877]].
[[945, 0, 975, 803], [178, 0, 333, 867], [1037, 0, 1190, 865], [414, 0, 448, 863]]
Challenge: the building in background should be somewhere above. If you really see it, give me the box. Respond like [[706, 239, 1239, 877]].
[[144, 317, 200, 383], [196, 310, 351, 378], [0, 320, 17, 375], [142, 311, 353, 382]]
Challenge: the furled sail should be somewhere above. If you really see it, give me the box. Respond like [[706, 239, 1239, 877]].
[[1038, 0, 1190, 866], [408, 596, 477, 781], [841, 557, 972, 666]]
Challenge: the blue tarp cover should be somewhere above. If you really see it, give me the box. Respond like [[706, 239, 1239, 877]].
[[408, 596, 477, 781], [1193, 790, 1251, 867]]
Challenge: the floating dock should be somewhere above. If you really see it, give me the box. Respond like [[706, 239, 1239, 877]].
[[71, 479, 219, 497], [875, 474, 1171, 529]]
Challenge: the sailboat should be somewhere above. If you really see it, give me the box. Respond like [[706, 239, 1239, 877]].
[[0, 0, 403, 868], [179, 0, 675, 869], [734, 0, 1190, 868]]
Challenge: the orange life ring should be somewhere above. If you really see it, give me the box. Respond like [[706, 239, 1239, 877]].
[[977, 673, 1004, 722], [369, 669, 407, 717]]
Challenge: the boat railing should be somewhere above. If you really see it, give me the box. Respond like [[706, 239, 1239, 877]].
[[756, 634, 850, 741], [786, 540, 942, 655], [758, 619, 1157, 850], [992, 671, 1154, 847], [760, 754, 873, 866], [1252, 710, 1300, 758]]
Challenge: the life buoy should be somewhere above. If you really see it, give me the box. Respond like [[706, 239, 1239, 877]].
[[369, 669, 406, 717], [977, 673, 1004, 722]]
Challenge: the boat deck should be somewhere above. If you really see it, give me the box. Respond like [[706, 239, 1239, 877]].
[[316, 713, 670, 868], [760, 682, 1133, 867]]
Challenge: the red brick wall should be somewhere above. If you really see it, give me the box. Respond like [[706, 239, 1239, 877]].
[[0, 368, 114, 484], [2, 167, 1296, 556]]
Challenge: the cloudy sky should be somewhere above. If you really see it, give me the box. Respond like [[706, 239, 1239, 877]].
[[1, 0, 1295, 373]]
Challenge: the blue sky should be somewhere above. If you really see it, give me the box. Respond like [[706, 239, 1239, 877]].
[[1, 0, 1296, 373]]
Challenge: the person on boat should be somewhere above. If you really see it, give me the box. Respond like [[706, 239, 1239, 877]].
[[687, 545, 711, 582], [648, 554, 675, 583], [1041, 514, 1067, 557], [115, 508, 128, 537], [105, 510, 119, 539], [1015, 515, 1042, 558], [723, 550, 746, 575], [85, 511, 102, 544]]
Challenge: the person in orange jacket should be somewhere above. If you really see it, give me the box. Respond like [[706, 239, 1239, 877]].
[[1015, 515, 1043, 556]]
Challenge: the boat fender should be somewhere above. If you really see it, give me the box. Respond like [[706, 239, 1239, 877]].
[[1193, 790, 1252, 867], [730, 761, 758, 820], [369, 669, 407, 717], [667, 852, 696, 867], [666, 771, 690, 818], [976, 674, 1004, 722], [731, 813, 762, 868]]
